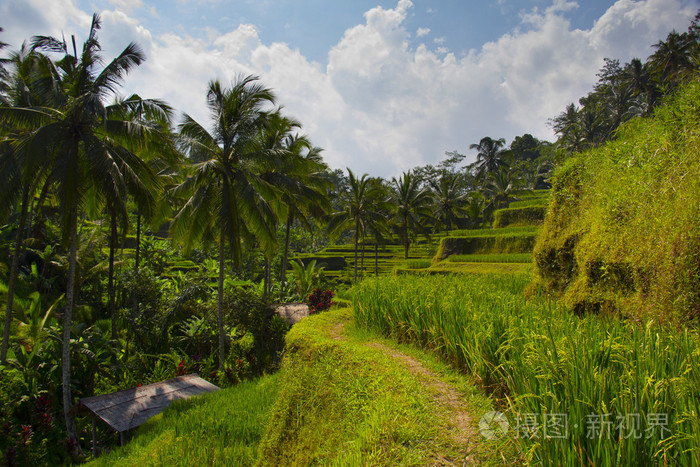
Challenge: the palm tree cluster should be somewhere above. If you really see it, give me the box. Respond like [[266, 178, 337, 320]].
[[326, 136, 552, 282], [551, 14, 700, 153], [0, 15, 328, 446]]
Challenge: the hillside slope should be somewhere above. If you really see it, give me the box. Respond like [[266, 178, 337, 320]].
[[533, 78, 700, 321]]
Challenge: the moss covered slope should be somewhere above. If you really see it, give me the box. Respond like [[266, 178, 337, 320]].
[[534, 78, 700, 322]]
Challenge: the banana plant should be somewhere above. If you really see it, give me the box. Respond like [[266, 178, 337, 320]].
[[289, 259, 327, 301]]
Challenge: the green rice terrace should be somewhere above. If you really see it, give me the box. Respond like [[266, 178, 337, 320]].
[[1, 14, 699, 467]]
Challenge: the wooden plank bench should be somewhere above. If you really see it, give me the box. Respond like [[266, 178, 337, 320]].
[[78, 374, 219, 455]]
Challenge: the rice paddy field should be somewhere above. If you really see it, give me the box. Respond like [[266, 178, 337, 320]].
[[353, 273, 700, 465]]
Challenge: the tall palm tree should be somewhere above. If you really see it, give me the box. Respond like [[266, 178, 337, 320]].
[[391, 170, 432, 259], [363, 178, 392, 276], [623, 58, 659, 115], [327, 169, 384, 284], [101, 95, 174, 340], [551, 103, 584, 153], [429, 172, 467, 234], [482, 166, 523, 210], [171, 76, 278, 370], [469, 137, 509, 183], [0, 45, 54, 363], [1, 14, 161, 443], [649, 30, 697, 86], [255, 111, 330, 298]]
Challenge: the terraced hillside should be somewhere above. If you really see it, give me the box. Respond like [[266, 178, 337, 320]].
[[401, 190, 550, 275], [292, 239, 439, 282]]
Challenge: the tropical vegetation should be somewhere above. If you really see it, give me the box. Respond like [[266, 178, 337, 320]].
[[0, 9, 698, 466]]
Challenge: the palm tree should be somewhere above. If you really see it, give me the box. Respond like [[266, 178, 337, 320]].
[[469, 137, 509, 183], [429, 172, 467, 234], [255, 111, 330, 298], [327, 169, 384, 284], [550, 103, 584, 154], [171, 76, 278, 371], [0, 45, 54, 363], [104, 95, 174, 339], [482, 166, 523, 210], [623, 58, 659, 115], [1, 14, 161, 443], [649, 30, 697, 86], [391, 170, 432, 259], [363, 178, 392, 276]]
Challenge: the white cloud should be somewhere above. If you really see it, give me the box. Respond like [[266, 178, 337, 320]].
[[0, 0, 696, 177], [416, 27, 430, 37], [108, 0, 143, 13]]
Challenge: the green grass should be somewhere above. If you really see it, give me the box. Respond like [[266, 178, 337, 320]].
[[492, 206, 546, 228], [508, 198, 548, 209], [447, 253, 532, 263], [429, 262, 532, 275], [402, 259, 433, 269], [353, 274, 700, 465], [449, 226, 539, 237], [435, 233, 536, 260], [92, 374, 281, 466], [259, 309, 505, 465], [93, 308, 507, 465]]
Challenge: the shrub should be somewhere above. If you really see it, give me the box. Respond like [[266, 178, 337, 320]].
[[307, 288, 334, 314]]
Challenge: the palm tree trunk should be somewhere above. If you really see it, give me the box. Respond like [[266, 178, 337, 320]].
[[1, 185, 30, 362], [263, 256, 270, 300], [353, 228, 359, 285], [134, 213, 141, 272], [217, 224, 226, 371], [403, 226, 409, 260], [375, 243, 379, 276], [360, 241, 365, 278], [108, 207, 117, 340], [280, 216, 292, 300], [63, 200, 79, 445]]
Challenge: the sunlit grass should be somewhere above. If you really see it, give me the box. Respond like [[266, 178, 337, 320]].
[[449, 226, 539, 237], [353, 274, 700, 465], [447, 253, 532, 263], [92, 375, 281, 466]]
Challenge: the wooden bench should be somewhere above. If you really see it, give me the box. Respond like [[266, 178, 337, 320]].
[[78, 374, 219, 455]]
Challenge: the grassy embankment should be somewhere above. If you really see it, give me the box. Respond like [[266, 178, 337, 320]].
[[92, 309, 506, 465]]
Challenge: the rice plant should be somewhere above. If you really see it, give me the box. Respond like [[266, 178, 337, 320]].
[[449, 226, 539, 237], [353, 274, 700, 465], [447, 253, 532, 263]]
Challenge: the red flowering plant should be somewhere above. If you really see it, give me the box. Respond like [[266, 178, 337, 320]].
[[307, 288, 335, 314]]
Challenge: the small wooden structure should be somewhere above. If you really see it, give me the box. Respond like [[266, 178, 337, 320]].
[[79, 374, 219, 455]]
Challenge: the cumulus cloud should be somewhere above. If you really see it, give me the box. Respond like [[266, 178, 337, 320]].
[[0, 0, 696, 177]]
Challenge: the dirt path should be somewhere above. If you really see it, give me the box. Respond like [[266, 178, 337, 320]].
[[327, 318, 479, 465], [367, 341, 479, 465]]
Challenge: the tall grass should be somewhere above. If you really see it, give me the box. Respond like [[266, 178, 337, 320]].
[[447, 253, 531, 263], [353, 274, 700, 465], [449, 226, 539, 237], [508, 198, 548, 209]]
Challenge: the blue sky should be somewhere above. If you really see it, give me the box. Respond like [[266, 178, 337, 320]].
[[84, 0, 618, 65], [1, 0, 698, 176]]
